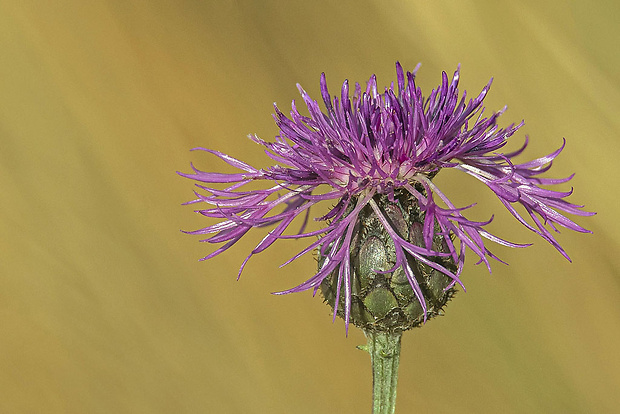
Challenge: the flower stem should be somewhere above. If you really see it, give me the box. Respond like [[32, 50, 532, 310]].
[[361, 330, 403, 414]]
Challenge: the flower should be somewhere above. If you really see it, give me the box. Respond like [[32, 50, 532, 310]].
[[179, 62, 593, 332]]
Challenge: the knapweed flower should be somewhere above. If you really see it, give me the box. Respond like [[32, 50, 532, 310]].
[[179, 63, 593, 333]]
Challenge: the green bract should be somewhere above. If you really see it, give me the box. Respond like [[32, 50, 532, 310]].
[[320, 191, 456, 332]]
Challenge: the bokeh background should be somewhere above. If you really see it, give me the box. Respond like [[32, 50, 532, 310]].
[[1, 1, 618, 413]]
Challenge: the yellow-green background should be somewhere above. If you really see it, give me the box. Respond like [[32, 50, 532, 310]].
[[1, 1, 617, 413]]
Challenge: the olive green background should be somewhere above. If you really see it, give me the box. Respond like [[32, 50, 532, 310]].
[[1, 1, 618, 413]]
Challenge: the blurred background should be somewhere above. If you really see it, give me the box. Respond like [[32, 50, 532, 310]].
[[1, 1, 618, 412]]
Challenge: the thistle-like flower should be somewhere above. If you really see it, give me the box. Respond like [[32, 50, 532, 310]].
[[179, 63, 593, 333]]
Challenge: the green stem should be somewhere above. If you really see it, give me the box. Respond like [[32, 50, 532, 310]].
[[361, 330, 403, 414]]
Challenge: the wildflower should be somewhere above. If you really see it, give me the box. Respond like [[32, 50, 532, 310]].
[[179, 63, 593, 333]]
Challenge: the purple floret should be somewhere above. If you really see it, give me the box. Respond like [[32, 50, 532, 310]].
[[179, 62, 594, 330]]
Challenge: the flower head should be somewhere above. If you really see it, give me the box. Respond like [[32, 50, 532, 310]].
[[180, 63, 593, 332]]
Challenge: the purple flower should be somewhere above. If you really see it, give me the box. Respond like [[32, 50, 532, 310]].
[[179, 63, 593, 331]]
